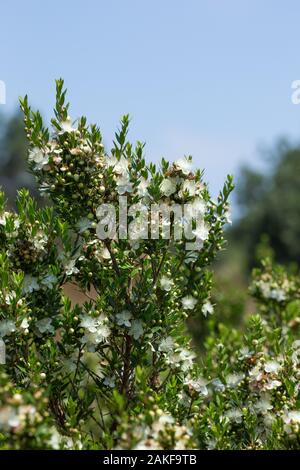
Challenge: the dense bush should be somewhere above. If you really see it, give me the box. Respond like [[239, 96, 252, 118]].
[[0, 81, 299, 450]]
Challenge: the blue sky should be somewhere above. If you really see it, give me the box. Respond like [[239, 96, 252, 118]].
[[1, 0, 300, 206]]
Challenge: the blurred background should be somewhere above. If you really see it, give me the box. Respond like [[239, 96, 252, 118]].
[[1, 0, 300, 329]]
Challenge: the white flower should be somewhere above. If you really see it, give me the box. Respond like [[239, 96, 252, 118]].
[[160, 276, 173, 292], [81, 316, 99, 333], [174, 157, 192, 175], [254, 398, 273, 414], [128, 214, 148, 241], [269, 288, 286, 302], [109, 155, 129, 175], [249, 364, 263, 382], [257, 281, 286, 302], [93, 324, 111, 343], [28, 147, 49, 170], [129, 319, 144, 340], [80, 314, 111, 345], [181, 295, 197, 310], [184, 198, 206, 221], [4, 292, 16, 305], [264, 361, 281, 374], [23, 275, 39, 294], [226, 372, 245, 388], [238, 347, 252, 360], [224, 209, 232, 224], [116, 175, 133, 195], [20, 318, 30, 329], [0, 212, 20, 232], [265, 379, 282, 390], [64, 259, 79, 276], [185, 377, 209, 396], [137, 177, 149, 197], [0, 320, 16, 338], [192, 221, 210, 243], [82, 326, 111, 346], [99, 246, 111, 260], [157, 414, 175, 427], [202, 301, 214, 317], [59, 118, 76, 134], [116, 310, 132, 327], [48, 141, 63, 154], [158, 336, 175, 353], [225, 408, 243, 423], [192, 198, 206, 216], [48, 428, 64, 450], [167, 349, 191, 370], [179, 180, 197, 197], [257, 280, 272, 298], [32, 231, 48, 251], [36, 317, 54, 334], [0, 211, 9, 226], [283, 410, 300, 435], [160, 178, 177, 197], [178, 348, 196, 371]]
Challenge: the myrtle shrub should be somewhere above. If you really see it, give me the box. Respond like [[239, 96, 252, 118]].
[[0, 81, 299, 450], [194, 262, 300, 450]]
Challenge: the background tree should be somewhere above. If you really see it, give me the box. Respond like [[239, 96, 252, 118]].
[[230, 139, 300, 270], [0, 111, 38, 206]]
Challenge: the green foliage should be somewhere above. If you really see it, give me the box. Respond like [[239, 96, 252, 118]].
[[1, 81, 300, 450], [191, 261, 300, 449]]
